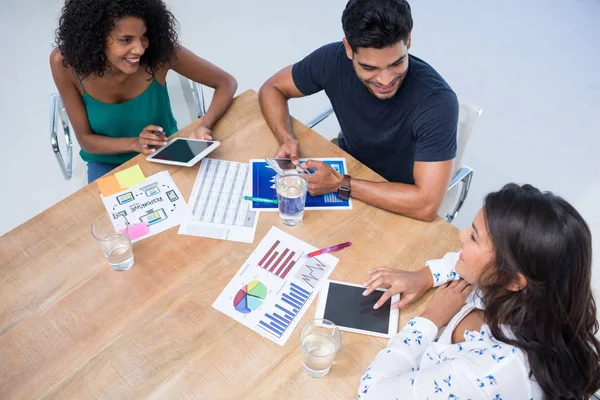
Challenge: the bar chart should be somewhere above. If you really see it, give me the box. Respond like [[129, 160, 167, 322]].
[[257, 240, 300, 279], [258, 283, 311, 338]]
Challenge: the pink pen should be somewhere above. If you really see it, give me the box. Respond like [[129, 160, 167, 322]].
[[306, 241, 352, 258]]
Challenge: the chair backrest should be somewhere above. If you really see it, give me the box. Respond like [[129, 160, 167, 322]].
[[455, 101, 482, 168], [438, 100, 482, 223], [50, 93, 73, 180], [174, 74, 207, 121]]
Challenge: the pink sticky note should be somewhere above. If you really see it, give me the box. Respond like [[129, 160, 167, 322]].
[[120, 223, 150, 241]]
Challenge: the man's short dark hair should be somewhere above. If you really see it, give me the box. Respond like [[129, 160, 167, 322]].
[[342, 0, 413, 52]]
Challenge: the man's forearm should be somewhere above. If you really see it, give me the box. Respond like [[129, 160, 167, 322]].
[[258, 84, 295, 143], [351, 179, 441, 221]]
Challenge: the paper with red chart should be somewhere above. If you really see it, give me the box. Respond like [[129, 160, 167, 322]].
[[212, 226, 338, 345]]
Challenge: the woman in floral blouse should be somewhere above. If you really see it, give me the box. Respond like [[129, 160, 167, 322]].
[[359, 183, 600, 399]]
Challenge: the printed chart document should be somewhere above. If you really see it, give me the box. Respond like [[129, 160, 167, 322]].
[[100, 170, 188, 242], [212, 226, 338, 345], [179, 158, 259, 243], [248, 158, 352, 211]]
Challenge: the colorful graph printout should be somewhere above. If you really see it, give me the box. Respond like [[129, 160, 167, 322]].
[[212, 227, 339, 345]]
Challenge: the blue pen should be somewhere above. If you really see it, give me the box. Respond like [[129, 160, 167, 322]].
[[243, 196, 278, 205]]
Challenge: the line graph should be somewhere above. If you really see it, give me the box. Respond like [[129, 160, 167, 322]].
[[294, 257, 328, 289]]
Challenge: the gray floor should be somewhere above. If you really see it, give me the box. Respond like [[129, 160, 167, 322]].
[[1, 1, 599, 323]]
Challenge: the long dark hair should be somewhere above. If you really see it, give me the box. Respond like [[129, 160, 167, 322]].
[[54, 0, 179, 78], [481, 183, 600, 399]]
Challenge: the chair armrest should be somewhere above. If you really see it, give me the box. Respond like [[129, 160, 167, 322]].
[[306, 107, 334, 129], [50, 93, 73, 180], [445, 166, 473, 223], [188, 80, 206, 118]]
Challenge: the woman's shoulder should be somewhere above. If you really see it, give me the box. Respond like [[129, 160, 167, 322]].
[[437, 325, 527, 371], [50, 49, 73, 79], [50, 48, 78, 88], [433, 328, 541, 396], [50, 48, 66, 69], [152, 46, 183, 85]]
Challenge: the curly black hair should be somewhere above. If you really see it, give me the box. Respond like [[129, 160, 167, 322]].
[[54, 0, 179, 78]]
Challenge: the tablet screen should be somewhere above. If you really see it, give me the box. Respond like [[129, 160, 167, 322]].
[[322, 282, 391, 335], [152, 139, 216, 163]]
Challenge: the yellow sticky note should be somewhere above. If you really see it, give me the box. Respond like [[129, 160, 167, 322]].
[[115, 165, 146, 189], [96, 175, 124, 197]]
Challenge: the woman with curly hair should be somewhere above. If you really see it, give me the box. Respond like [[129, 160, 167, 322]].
[[359, 183, 600, 399], [51, 0, 237, 183]]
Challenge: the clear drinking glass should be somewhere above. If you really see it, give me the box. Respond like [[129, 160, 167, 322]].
[[300, 319, 342, 378], [91, 214, 135, 271], [275, 171, 308, 226]]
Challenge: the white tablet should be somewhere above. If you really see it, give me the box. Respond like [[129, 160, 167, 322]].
[[315, 280, 399, 338], [146, 138, 220, 167]]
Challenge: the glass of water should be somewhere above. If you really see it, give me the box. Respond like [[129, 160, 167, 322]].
[[91, 214, 135, 271], [300, 319, 342, 378], [275, 171, 308, 226]]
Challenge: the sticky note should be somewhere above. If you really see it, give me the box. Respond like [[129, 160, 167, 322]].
[[120, 222, 150, 241], [120, 222, 150, 240], [115, 165, 146, 189], [96, 175, 124, 197]]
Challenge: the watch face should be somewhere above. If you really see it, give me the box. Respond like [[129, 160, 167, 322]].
[[337, 187, 350, 201]]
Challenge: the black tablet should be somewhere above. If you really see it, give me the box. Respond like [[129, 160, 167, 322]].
[[146, 138, 220, 167], [315, 280, 399, 338]]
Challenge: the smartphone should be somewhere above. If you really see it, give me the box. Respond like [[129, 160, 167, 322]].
[[265, 158, 309, 174]]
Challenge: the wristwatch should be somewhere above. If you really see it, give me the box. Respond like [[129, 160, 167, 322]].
[[337, 174, 351, 201]]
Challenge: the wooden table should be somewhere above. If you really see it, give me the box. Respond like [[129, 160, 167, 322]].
[[0, 90, 459, 399]]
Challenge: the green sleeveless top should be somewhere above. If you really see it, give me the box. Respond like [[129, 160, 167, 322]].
[[77, 76, 178, 165]]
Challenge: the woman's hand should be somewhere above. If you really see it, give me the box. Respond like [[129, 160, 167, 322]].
[[363, 267, 434, 310], [189, 125, 213, 140], [134, 125, 168, 154], [421, 279, 473, 329]]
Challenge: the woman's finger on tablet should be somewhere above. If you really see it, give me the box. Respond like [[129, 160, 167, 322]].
[[373, 290, 394, 310], [391, 293, 416, 309], [362, 273, 392, 293], [363, 268, 398, 287], [362, 277, 385, 296], [362, 273, 380, 288]]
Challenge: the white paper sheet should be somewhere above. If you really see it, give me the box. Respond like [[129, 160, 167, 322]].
[[212, 226, 338, 345], [178, 158, 259, 243], [101, 170, 189, 242]]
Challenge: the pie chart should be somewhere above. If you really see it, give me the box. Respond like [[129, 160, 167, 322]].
[[233, 280, 267, 314]]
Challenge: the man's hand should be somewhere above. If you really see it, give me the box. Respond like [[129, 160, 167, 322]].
[[363, 267, 434, 310], [420, 279, 473, 329], [274, 138, 300, 165], [189, 125, 213, 140], [301, 160, 343, 196]]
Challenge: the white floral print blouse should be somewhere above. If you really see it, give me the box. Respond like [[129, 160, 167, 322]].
[[358, 252, 544, 400]]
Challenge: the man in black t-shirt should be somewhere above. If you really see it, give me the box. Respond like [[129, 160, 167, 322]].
[[259, 0, 458, 221]]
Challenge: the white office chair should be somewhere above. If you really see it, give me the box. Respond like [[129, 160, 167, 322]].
[[188, 79, 207, 118], [50, 93, 73, 179], [306, 100, 483, 223], [49, 79, 208, 180]]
